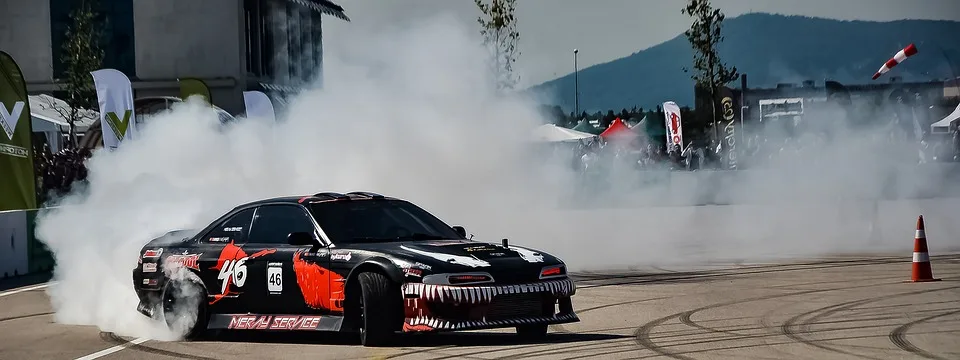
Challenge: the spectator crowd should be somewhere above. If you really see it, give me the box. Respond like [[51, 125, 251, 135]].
[[33, 144, 93, 205]]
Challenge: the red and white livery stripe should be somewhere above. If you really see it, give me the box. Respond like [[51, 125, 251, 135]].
[[872, 43, 918, 80]]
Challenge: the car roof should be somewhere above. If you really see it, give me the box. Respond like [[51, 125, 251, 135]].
[[233, 191, 400, 210]]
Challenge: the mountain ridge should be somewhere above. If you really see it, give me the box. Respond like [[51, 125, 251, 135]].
[[528, 13, 960, 112]]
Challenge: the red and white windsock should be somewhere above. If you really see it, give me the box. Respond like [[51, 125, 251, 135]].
[[872, 43, 918, 80]]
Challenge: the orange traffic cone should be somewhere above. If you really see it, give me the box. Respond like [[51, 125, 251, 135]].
[[910, 215, 940, 282]]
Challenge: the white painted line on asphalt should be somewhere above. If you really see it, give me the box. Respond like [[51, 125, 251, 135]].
[[74, 337, 149, 360], [0, 282, 52, 297]]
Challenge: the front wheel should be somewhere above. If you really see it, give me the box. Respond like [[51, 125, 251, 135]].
[[358, 272, 401, 347], [161, 277, 208, 340]]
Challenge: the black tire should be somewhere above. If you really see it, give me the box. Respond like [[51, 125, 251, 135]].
[[357, 272, 400, 347], [516, 324, 549, 339], [161, 276, 208, 340]]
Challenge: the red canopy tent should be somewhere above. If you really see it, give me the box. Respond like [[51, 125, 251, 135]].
[[599, 118, 638, 141]]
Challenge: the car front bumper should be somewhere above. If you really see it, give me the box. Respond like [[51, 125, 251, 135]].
[[132, 267, 163, 319], [400, 277, 579, 332]]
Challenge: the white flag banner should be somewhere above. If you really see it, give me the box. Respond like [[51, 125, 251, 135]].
[[663, 101, 683, 150], [243, 91, 276, 122], [90, 69, 137, 149]]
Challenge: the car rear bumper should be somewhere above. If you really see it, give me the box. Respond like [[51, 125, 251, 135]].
[[400, 278, 579, 332]]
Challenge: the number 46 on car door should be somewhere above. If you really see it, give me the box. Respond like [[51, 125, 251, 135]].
[[267, 263, 282, 294]]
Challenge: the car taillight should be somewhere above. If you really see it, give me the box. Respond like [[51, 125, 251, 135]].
[[540, 265, 566, 279], [448, 274, 493, 284]]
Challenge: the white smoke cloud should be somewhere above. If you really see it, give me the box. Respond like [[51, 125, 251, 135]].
[[32, 11, 960, 341], [33, 13, 572, 339]]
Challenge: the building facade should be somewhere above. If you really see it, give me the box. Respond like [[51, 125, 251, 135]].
[[0, 0, 348, 115]]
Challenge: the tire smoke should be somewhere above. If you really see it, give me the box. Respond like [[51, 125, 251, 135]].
[[31, 12, 960, 340]]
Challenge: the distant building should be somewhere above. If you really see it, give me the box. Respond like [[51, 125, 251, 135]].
[[0, 0, 349, 115], [946, 77, 960, 98], [742, 77, 945, 125]]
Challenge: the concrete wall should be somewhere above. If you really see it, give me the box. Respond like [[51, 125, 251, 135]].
[[4, 194, 959, 277], [133, 0, 244, 80], [0, 0, 53, 82], [0, 209, 52, 279], [7, 197, 957, 277], [488, 197, 960, 271], [0, 211, 29, 278], [132, 0, 246, 114]]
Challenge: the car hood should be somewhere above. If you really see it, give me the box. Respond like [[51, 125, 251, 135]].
[[345, 239, 563, 280], [143, 228, 201, 248]]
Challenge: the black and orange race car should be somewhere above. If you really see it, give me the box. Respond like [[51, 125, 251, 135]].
[[132, 192, 578, 346]]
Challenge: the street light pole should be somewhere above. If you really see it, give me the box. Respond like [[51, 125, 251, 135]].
[[574, 48, 579, 118]]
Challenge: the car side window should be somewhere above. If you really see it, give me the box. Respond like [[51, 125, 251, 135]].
[[203, 208, 255, 244], [248, 205, 316, 245]]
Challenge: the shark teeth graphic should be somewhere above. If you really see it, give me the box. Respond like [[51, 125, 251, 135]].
[[405, 278, 577, 306]]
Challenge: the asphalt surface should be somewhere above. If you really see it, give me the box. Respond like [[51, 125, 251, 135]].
[[2, 254, 959, 360]]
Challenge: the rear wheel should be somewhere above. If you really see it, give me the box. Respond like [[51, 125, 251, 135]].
[[161, 276, 208, 340], [357, 272, 400, 347]]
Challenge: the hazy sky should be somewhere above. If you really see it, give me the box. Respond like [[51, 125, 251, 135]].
[[323, 0, 960, 86]]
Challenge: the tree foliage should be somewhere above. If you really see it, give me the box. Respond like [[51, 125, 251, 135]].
[[681, 0, 738, 94], [52, 0, 103, 148], [475, 0, 520, 91]]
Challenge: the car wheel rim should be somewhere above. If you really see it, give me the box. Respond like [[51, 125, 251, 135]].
[[359, 295, 366, 334], [162, 286, 176, 320]]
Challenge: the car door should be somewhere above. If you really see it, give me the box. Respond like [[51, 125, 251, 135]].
[[245, 204, 332, 315], [192, 207, 256, 314]]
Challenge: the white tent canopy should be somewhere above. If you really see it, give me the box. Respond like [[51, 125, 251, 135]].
[[531, 124, 597, 143], [29, 94, 98, 133], [930, 103, 960, 134], [27, 94, 99, 152]]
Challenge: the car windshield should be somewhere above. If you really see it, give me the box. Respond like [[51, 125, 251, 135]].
[[308, 199, 462, 244]]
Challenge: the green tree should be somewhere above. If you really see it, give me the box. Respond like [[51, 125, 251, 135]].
[[475, 0, 520, 91], [600, 110, 616, 128], [49, 0, 103, 149], [681, 0, 738, 141]]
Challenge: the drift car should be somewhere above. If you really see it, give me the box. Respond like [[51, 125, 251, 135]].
[[133, 191, 578, 346]]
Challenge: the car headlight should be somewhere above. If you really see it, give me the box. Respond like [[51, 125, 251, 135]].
[[422, 272, 495, 285], [539, 264, 566, 279]]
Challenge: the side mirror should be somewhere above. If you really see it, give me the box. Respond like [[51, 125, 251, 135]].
[[452, 226, 467, 239], [287, 232, 318, 246]]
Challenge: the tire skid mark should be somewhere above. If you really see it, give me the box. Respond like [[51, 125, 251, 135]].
[[581, 257, 907, 289], [654, 315, 903, 344], [624, 330, 960, 360], [0, 311, 53, 323], [669, 274, 948, 343], [403, 332, 631, 360], [500, 339, 635, 360], [381, 345, 458, 360], [496, 326, 680, 360], [392, 258, 958, 360], [102, 332, 219, 360], [385, 296, 667, 360], [780, 285, 960, 360], [509, 340, 638, 360], [854, 299, 959, 312], [755, 300, 801, 360], [888, 309, 960, 360], [764, 274, 903, 289], [633, 280, 899, 360]]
